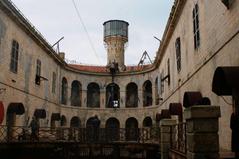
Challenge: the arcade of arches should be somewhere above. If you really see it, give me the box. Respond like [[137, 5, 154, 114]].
[[61, 78, 157, 108]]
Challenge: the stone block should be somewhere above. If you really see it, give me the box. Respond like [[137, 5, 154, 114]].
[[160, 126, 171, 133], [160, 119, 177, 126], [187, 133, 219, 152], [186, 118, 219, 133], [160, 143, 170, 152], [160, 133, 171, 143], [187, 151, 219, 159], [184, 106, 221, 120]]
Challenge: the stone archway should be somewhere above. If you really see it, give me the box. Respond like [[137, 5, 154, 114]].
[[105, 117, 120, 141], [125, 117, 139, 141]]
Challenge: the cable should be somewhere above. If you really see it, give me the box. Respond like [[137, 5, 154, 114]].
[[71, 0, 102, 64]]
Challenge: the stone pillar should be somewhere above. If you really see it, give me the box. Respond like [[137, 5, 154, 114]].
[[100, 89, 105, 108], [184, 106, 221, 159], [160, 119, 177, 159], [81, 89, 87, 108], [138, 89, 143, 108]]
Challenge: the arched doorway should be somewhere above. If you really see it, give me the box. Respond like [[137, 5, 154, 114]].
[[86, 116, 101, 142], [69, 116, 81, 140], [125, 117, 139, 141], [105, 117, 120, 141], [143, 117, 153, 127], [6, 103, 25, 140], [126, 82, 138, 108], [106, 83, 120, 108], [70, 116, 80, 128], [87, 83, 100, 108], [71, 80, 81, 106], [50, 113, 61, 129], [143, 80, 152, 107], [60, 115, 67, 127]]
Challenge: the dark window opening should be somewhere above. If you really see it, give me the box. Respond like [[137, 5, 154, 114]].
[[125, 117, 139, 141], [106, 118, 120, 141], [10, 40, 19, 73], [143, 117, 153, 127], [167, 59, 171, 86], [70, 116, 80, 128], [87, 83, 100, 108], [61, 77, 68, 105], [143, 80, 152, 107], [126, 82, 138, 108], [35, 59, 41, 85], [175, 37, 181, 72], [193, 3, 200, 49], [106, 83, 120, 108], [71, 80, 81, 106]]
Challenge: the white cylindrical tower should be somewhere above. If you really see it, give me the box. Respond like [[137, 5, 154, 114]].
[[103, 20, 129, 71]]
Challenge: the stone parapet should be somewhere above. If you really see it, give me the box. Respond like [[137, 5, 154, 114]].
[[160, 119, 177, 159], [184, 105, 221, 159]]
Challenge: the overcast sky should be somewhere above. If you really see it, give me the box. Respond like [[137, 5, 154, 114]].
[[11, 0, 174, 66]]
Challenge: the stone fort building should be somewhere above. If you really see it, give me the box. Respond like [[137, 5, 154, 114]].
[[0, 0, 238, 155]]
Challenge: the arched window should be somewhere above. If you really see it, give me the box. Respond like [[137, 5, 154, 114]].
[[61, 77, 68, 105], [143, 117, 153, 127], [106, 83, 120, 108], [70, 116, 81, 128], [143, 80, 152, 107], [87, 83, 100, 108], [71, 80, 81, 106], [105, 117, 120, 141], [126, 82, 138, 108], [125, 117, 139, 141]]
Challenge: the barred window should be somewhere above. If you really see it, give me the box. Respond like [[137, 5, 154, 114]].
[[193, 3, 200, 49], [10, 40, 19, 73], [35, 59, 41, 85], [175, 37, 181, 72]]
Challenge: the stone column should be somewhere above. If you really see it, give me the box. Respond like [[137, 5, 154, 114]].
[[184, 106, 221, 159], [138, 89, 143, 108], [160, 119, 177, 159], [81, 89, 87, 108]]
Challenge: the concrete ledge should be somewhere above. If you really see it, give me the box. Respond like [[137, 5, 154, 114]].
[[184, 106, 221, 119]]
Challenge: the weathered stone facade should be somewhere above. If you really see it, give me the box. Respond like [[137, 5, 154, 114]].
[[0, 0, 238, 154]]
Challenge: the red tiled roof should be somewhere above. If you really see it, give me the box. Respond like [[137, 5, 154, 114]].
[[68, 64, 152, 73]]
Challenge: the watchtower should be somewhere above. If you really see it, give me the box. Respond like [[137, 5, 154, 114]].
[[103, 20, 129, 71]]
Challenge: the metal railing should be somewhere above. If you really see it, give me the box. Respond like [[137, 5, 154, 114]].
[[170, 123, 187, 155], [0, 125, 160, 144]]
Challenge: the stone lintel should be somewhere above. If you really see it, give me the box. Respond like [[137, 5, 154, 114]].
[[184, 106, 221, 120]]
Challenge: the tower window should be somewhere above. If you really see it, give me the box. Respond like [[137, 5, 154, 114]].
[[193, 3, 200, 49], [10, 40, 19, 73], [175, 37, 181, 72]]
